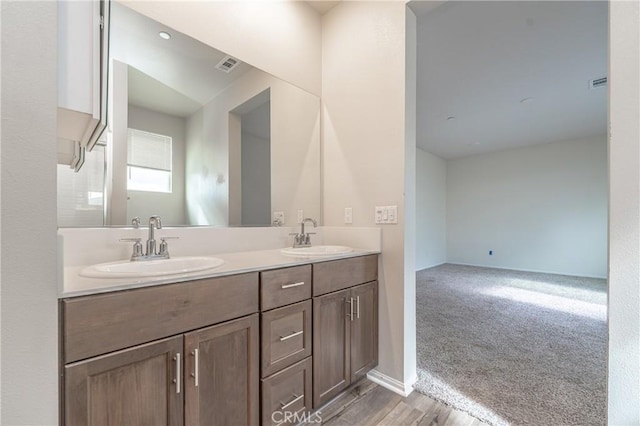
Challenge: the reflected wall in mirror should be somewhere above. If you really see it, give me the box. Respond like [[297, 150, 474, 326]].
[[57, 1, 320, 228]]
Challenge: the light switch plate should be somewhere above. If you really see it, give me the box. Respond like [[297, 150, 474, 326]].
[[375, 205, 398, 224]]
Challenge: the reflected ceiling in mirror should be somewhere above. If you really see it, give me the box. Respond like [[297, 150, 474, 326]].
[[57, 2, 321, 228]]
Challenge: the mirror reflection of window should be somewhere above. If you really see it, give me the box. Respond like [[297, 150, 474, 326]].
[[126, 128, 172, 193]]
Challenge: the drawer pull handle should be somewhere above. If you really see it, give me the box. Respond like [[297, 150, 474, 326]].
[[281, 281, 305, 289], [356, 295, 360, 319], [281, 393, 304, 410], [280, 330, 304, 341], [173, 353, 181, 394], [191, 348, 199, 387]]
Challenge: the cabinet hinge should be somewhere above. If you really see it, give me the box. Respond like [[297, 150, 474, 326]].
[[99, 15, 104, 30]]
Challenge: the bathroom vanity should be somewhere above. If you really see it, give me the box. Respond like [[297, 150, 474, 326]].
[[59, 252, 378, 425]]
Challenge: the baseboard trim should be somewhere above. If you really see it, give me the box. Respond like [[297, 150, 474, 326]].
[[447, 262, 607, 280], [416, 261, 446, 272], [366, 370, 415, 397]]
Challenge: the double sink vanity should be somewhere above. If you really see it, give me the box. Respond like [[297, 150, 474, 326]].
[[56, 1, 380, 424], [58, 222, 380, 425]]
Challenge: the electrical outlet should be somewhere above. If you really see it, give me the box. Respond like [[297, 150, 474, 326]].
[[344, 207, 353, 224], [297, 210, 304, 223], [375, 207, 384, 224], [273, 211, 284, 226]]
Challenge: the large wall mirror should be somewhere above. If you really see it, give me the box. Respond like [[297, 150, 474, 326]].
[[57, 1, 321, 228]]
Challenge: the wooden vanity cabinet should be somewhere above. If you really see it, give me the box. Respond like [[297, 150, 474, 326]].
[[61, 254, 379, 424], [61, 274, 260, 426], [312, 255, 378, 408]]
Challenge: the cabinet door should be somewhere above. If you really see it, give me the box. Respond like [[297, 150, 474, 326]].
[[184, 314, 259, 426], [64, 335, 183, 426], [312, 288, 351, 408], [350, 281, 378, 383]]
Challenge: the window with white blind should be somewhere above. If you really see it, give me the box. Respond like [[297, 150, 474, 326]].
[[127, 128, 172, 193]]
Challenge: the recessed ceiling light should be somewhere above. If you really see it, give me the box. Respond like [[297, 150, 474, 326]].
[[159, 31, 171, 40], [519, 97, 535, 104], [446, 116, 456, 121]]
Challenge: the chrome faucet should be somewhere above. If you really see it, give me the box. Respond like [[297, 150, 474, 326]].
[[121, 215, 177, 261], [146, 215, 162, 257], [290, 217, 317, 248]]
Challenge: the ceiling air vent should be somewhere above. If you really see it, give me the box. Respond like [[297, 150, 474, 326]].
[[589, 76, 607, 90], [216, 56, 240, 73]]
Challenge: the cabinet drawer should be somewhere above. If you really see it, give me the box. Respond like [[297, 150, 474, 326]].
[[63, 273, 259, 363], [261, 265, 311, 311], [261, 357, 313, 426], [313, 255, 378, 296], [261, 300, 312, 378]]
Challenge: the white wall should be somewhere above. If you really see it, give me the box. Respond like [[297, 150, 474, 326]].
[[122, 1, 321, 96], [186, 68, 320, 228], [0, 1, 59, 423], [445, 136, 607, 278], [416, 148, 447, 270], [57, 145, 106, 227], [403, 7, 418, 393], [608, 1, 640, 423], [127, 105, 187, 225], [322, 2, 416, 393]]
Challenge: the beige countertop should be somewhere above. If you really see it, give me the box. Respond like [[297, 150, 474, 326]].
[[61, 247, 380, 298]]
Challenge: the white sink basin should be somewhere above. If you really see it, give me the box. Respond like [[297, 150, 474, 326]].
[[280, 245, 353, 258], [79, 256, 225, 279]]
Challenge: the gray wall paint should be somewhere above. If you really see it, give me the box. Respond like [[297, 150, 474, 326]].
[[445, 136, 607, 278], [241, 101, 271, 226], [1, 1, 59, 423], [416, 148, 447, 270]]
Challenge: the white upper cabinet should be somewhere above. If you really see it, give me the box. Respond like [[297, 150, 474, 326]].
[[57, 0, 109, 170]]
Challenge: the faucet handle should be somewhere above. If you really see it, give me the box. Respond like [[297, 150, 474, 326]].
[[120, 238, 143, 259], [158, 237, 178, 257], [131, 217, 141, 229]]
